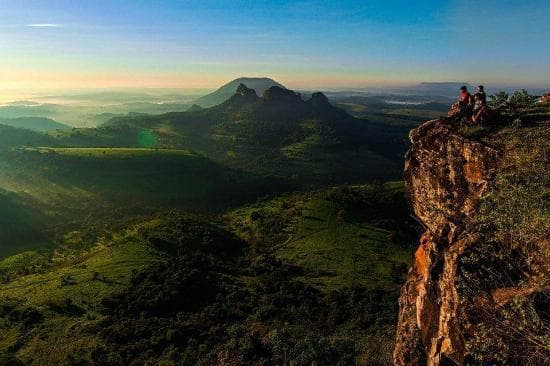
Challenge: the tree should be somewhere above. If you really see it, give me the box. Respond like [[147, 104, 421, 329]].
[[509, 89, 536, 108], [488, 91, 509, 109]]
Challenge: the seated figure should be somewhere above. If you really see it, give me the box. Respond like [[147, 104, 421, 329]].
[[447, 86, 474, 121], [472, 85, 490, 124]]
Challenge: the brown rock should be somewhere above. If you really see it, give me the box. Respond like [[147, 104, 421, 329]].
[[394, 119, 499, 366]]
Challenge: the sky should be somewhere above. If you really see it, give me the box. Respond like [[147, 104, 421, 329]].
[[0, 0, 549, 91]]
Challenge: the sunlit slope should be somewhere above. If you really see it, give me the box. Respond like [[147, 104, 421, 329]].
[[0, 147, 268, 211], [0, 147, 277, 258], [0, 220, 163, 362], [227, 182, 416, 290], [0, 182, 418, 364]]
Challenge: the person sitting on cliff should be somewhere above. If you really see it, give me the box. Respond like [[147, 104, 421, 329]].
[[458, 85, 474, 111], [471, 85, 489, 124], [445, 86, 474, 122]]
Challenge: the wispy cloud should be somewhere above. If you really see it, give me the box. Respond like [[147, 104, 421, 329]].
[[27, 23, 62, 28]]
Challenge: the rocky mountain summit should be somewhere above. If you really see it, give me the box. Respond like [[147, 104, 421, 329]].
[[194, 77, 285, 107], [234, 83, 259, 99], [393, 113, 549, 365], [97, 83, 412, 185]]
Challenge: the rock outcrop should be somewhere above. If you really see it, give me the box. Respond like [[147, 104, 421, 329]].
[[394, 119, 500, 365], [262, 86, 302, 103], [309, 91, 330, 106], [194, 77, 285, 107], [235, 83, 259, 99]]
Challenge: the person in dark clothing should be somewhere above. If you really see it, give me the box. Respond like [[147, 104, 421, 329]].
[[473, 85, 487, 108], [472, 85, 490, 124]]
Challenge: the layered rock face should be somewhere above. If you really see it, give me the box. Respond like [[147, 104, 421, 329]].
[[394, 119, 499, 365]]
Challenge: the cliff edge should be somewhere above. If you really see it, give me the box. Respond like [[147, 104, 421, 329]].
[[394, 113, 549, 365]]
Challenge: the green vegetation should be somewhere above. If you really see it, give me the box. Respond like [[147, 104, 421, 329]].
[[80, 85, 411, 184], [0, 146, 285, 260], [26, 147, 195, 157], [227, 183, 415, 290], [0, 222, 162, 364], [0, 182, 416, 365], [0, 201, 413, 365], [0, 146, 274, 212], [0, 191, 53, 258], [0, 125, 57, 150], [0, 83, 450, 365], [457, 103, 549, 365], [455, 90, 550, 140], [0, 117, 69, 133]]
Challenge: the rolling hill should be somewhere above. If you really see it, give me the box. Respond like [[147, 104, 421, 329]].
[[0, 190, 53, 258], [0, 117, 69, 132], [0, 81, 427, 365], [0, 183, 416, 365], [193, 77, 286, 107], [0, 146, 284, 258], [226, 182, 416, 290], [0, 124, 57, 149], [98, 84, 409, 184]]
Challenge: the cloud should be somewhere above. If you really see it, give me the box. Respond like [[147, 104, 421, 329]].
[[27, 23, 62, 28]]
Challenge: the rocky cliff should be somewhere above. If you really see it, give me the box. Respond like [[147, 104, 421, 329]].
[[393, 119, 500, 365], [394, 114, 549, 365]]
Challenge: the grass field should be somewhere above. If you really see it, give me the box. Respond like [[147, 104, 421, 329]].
[[0, 221, 162, 362], [277, 194, 410, 289], [227, 182, 414, 291]]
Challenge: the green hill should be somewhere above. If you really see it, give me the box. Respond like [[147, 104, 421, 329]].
[[193, 77, 285, 107], [226, 182, 416, 290], [0, 182, 416, 365], [0, 117, 69, 132], [0, 147, 283, 258], [0, 147, 269, 209], [0, 124, 57, 150], [0, 219, 163, 362], [96, 84, 409, 185], [0, 191, 53, 258]]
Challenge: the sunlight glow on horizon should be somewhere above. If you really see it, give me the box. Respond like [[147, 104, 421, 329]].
[[1, 0, 549, 92]]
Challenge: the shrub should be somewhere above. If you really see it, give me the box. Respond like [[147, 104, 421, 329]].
[[489, 91, 509, 109], [509, 89, 537, 109], [457, 118, 550, 364]]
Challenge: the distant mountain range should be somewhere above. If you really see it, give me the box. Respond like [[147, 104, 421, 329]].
[[0, 78, 415, 185], [412, 82, 474, 97], [194, 77, 285, 107]]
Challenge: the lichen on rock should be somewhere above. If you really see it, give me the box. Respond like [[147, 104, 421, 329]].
[[394, 110, 549, 365], [394, 118, 499, 365]]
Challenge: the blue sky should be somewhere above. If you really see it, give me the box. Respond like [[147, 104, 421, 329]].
[[0, 0, 549, 90]]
